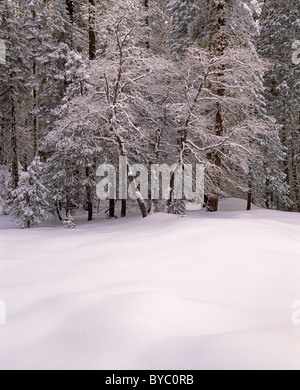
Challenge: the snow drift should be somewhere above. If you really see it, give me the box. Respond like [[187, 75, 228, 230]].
[[0, 202, 300, 370]]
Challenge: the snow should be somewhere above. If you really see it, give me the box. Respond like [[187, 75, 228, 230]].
[[0, 200, 300, 370], [217, 197, 260, 211]]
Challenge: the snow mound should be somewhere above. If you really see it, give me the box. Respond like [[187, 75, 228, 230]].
[[218, 198, 260, 212]]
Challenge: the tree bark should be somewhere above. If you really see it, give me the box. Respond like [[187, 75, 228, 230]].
[[291, 125, 300, 212], [86, 167, 93, 221], [10, 86, 19, 189], [247, 180, 252, 211], [85, 1, 96, 221], [207, 0, 227, 212], [121, 199, 127, 218], [144, 0, 150, 49], [66, 0, 74, 23], [207, 104, 223, 212], [265, 178, 270, 209], [32, 60, 38, 156], [109, 199, 115, 218], [56, 203, 63, 221], [89, 0, 96, 60]]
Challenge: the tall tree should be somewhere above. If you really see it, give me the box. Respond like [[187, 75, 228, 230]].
[[88, 0, 96, 60], [0, 0, 31, 189], [167, 0, 288, 211], [260, 0, 300, 211]]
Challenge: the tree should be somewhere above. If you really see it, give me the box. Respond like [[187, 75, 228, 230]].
[[167, 0, 287, 211], [85, 0, 174, 218], [260, 0, 300, 211], [0, 0, 32, 189], [9, 157, 52, 229]]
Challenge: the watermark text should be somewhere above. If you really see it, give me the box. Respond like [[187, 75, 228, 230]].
[[292, 301, 300, 325], [0, 300, 6, 325], [96, 157, 205, 211], [0, 39, 6, 65], [292, 40, 300, 65]]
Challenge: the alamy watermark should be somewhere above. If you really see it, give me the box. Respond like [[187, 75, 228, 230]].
[[0, 39, 6, 65], [0, 300, 6, 325], [292, 301, 300, 325], [292, 40, 300, 65], [96, 157, 205, 211]]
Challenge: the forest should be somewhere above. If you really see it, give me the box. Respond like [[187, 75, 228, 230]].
[[0, 0, 299, 228]]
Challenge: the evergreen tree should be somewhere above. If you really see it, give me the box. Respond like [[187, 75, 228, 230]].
[[260, 0, 300, 211], [9, 157, 52, 229], [0, 0, 32, 188]]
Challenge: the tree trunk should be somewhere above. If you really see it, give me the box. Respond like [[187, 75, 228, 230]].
[[144, 0, 150, 49], [109, 199, 115, 218], [89, 0, 96, 60], [207, 105, 223, 212], [127, 168, 148, 218], [121, 199, 127, 218], [247, 180, 252, 211], [32, 60, 38, 156], [291, 125, 300, 212], [11, 91, 19, 189], [66, 0, 74, 23], [56, 203, 63, 221], [207, 0, 227, 213], [281, 125, 291, 211], [86, 167, 93, 221], [265, 178, 270, 209], [85, 1, 96, 221]]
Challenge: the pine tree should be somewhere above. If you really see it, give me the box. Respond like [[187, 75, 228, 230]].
[[167, 0, 197, 58], [63, 212, 76, 229], [9, 157, 52, 229], [259, 0, 300, 211], [31, 0, 74, 144], [0, 0, 32, 189]]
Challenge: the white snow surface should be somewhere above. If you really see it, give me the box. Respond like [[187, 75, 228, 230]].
[[1, 199, 300, 370]]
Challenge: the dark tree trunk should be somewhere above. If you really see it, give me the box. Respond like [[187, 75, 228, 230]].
[[144, 0, 150, 49], [89, 0, 96, 60], [291, 124, 300, 211], [66, 199, 71, 219], [109, 199, 116, 219], [11, 91, 19, 189], [207, 103, 223, 212], [86, 167, 93, 221], [265, 178, 270, 209], [32, 61, 38, 155], [30, 8, 38, 155], [66, 0, 74, 23], [121, 199, 127, 218], [247, 180, 252, 211], [56, 204, 63, 221], [167, 172, 175, 213]]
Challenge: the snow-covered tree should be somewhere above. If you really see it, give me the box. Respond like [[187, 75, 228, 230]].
[[63, 212, 76, 229], [9, 157, 52, 229], [166, 0, 288, 211], [260, 0, 300, 211], [71, 0, 174, 218], [167, 0, 197, 58], [0, 0, 32, 189]]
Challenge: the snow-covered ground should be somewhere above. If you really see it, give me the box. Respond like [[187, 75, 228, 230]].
[[0, 199, 300, 370]]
